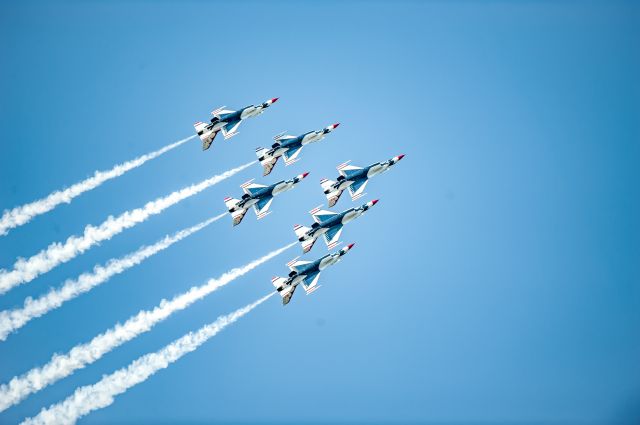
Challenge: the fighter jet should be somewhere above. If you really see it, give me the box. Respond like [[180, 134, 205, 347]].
[[271, 243, 355, 305], [321, 154, 405, 207], [194, 97, 279, 151], [293, 200, 378, 253], [224, 172, 309, 226], [255, 123, 340, 176]]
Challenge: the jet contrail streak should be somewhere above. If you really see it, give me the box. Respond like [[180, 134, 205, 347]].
[[0, 213, 226, 342], [0, 135, 196, 236], [0, 242, 294, 412], [20, 292, 275, 425], [0, 160, 256, 294]]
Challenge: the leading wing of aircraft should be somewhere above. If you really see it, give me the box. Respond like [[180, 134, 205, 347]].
[[273, 132, 297, 142], [302, 270, 322, 294], [310, 206, 338, 224], [337, 161, 364, 179], [252, 195, 274, 219], [211, 106, 235, 118], [322, 224, 343, 250], [286, 257, 312, 272], [348, 178, 369, 202], [241, 180, 267, 196]]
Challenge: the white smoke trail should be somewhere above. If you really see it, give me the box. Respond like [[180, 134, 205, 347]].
[[0, 135, 195, 236], [0, 213, 226, 342], [0, 160, 256, 294], [0, 242, 294, 411], [20, 292, 275, 425]]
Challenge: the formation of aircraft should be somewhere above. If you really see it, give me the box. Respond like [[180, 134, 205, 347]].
[[224, 172, 309, 226], [194, 97, 278, 151], [255, 123, 340, 176], [194, 98, 404, 305]]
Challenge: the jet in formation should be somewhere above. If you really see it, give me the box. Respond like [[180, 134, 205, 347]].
[[320, 154, 405, 207], [224, 172, 309, 226], [271, 243, 355, 305], [255, 123, 340, 176], [194, 97, 279, 151], [293, 200, 378, 253]]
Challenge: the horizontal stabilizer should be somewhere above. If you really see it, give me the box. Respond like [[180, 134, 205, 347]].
[[294, 224, 311, 239], [224, 197, 241, 211]]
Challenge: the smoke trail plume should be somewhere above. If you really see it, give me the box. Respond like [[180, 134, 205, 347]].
[[0, 135, 195, 236], [0, 161, 255, 294], [0, 242, 294, 411], [0, 213, 226, 342], [20, 292, 274, 425]]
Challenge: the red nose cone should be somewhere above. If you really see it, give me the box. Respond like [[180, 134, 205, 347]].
[[271, 97, 279, 103], [302, 172, 309, 178], [398, 154, 405, 160], [347, 243, 355, 250], [333, 123, 340, 129], [371, 199, 379, 205]]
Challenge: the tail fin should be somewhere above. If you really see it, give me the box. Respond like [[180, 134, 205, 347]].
[[230, 208, 248, 226], [256, 147, 278, 176], [272, 276, 295, 305], [194, 121, 217, 151], [320, 178, 343, 207]]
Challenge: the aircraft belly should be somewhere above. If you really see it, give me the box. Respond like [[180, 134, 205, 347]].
[[342, 210, 361, 224], [272, 182, 293, 195]]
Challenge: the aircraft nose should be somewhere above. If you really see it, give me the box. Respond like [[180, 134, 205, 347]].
[[270, 97, 279, 103], [332, 123, 340, 129], [302, 172, 310, 178], [371, 199, 379, 206], [347, 243, 355, 250], [397, 154, 405, 160]]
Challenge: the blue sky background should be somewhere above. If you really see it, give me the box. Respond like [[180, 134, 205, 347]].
[[1, 1, 639, 424]]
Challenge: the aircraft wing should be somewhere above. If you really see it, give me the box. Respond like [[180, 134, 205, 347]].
[[241, 180, 267, 196], [283, 145, 303, 166], [309, 205, 338, 224], [221, 120, 242, 139], [252, 196, 274, 220], [302, 270, 322, 294], [348, 178, 369, 201], [212, 107, 236, 118], [274, 132, 297, 142], [337, 161, 363, 179], [287, 257, 312, 272], [322, 224, 343, 250]]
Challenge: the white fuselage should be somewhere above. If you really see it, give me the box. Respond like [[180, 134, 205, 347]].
[[300, 131, 326, 145], [240, 105, 264, 119], [271, 180, 296, 196]]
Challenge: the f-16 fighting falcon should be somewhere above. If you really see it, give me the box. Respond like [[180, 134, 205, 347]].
[[271, 243, 355, 305], [194, 97, 279, 151], [255, 123, 340, 176], [293, 200, 378, 253], [321, 154, 405, 207], [224, 172, 309, 226]]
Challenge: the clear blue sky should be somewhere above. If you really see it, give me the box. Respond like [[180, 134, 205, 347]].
[[1, 1, 639, 424]]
